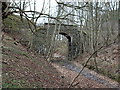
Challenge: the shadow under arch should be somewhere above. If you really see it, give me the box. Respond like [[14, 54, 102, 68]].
[[59, 32, 72, 60]]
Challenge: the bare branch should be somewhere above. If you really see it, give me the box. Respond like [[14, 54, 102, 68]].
[[55, 1, 88, 10], [68, 41, 115, 88]]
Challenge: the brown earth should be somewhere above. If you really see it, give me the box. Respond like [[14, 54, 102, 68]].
[[1, 32, 119, 88], [75, 43, 119, 83], [51, 61, 119, 88], [2, 32, 69, 88]]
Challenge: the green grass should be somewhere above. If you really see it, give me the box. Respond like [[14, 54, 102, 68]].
[[3, 14, 32, 30], [2, 80, 26, 88]]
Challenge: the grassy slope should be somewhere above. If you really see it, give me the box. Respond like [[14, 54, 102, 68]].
[[2, 32, 69, 88], [3, 14, 31, 30], [3, 14, 33, 43]]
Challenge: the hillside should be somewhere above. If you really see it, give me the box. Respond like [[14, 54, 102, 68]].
[[2, 32, 69, 88], [2, 31, 119, 88], [1, 10, 119, 88]]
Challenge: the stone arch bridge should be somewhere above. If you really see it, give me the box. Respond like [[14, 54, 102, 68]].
[[32, 23, 83, 60]]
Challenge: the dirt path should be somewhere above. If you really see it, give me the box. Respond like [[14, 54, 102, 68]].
[[51, 60, 119, 88]]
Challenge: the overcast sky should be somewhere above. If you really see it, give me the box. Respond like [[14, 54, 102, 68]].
[[29, 0, 57, 24], [35, 0, 57, 12], [25, 0, 119, 24]]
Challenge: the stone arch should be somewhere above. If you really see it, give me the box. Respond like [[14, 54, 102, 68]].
[[32, 23, 83, 60], [59, 32, 71, 42], [59, 32, 72, 60]]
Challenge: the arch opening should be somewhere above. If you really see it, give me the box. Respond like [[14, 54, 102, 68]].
[[53, 32, 72, 60]]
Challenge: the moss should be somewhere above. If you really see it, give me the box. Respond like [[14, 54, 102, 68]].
[[3, 14, 31, 30], [2, 80, 26, 88]]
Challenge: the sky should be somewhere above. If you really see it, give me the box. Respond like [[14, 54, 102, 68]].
[[16, 0, 119, 24], [35, 0, 57, 12], [36, 0, 58, 23], [28, 0, 58, 24]]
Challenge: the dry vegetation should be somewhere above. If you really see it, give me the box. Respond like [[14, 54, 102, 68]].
[[1, 1, 120, 88], [75, 43, 119, 82], [2, 32, 69, 88]]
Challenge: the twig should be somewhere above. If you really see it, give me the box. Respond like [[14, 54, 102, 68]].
[[68, 41, 115, 88], [68, 45, 104, 88]]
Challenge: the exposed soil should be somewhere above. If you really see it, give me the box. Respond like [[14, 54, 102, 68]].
[[51, 42, 119, 88], [2, 32, 69, 88], [2, 32, 119, 88], [52, 63, 105, 88], [51, 60, 119, 88], [74, 43, 119, 82]]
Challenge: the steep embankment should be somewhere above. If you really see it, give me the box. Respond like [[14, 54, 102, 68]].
[[2, 32, 69, 88]]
